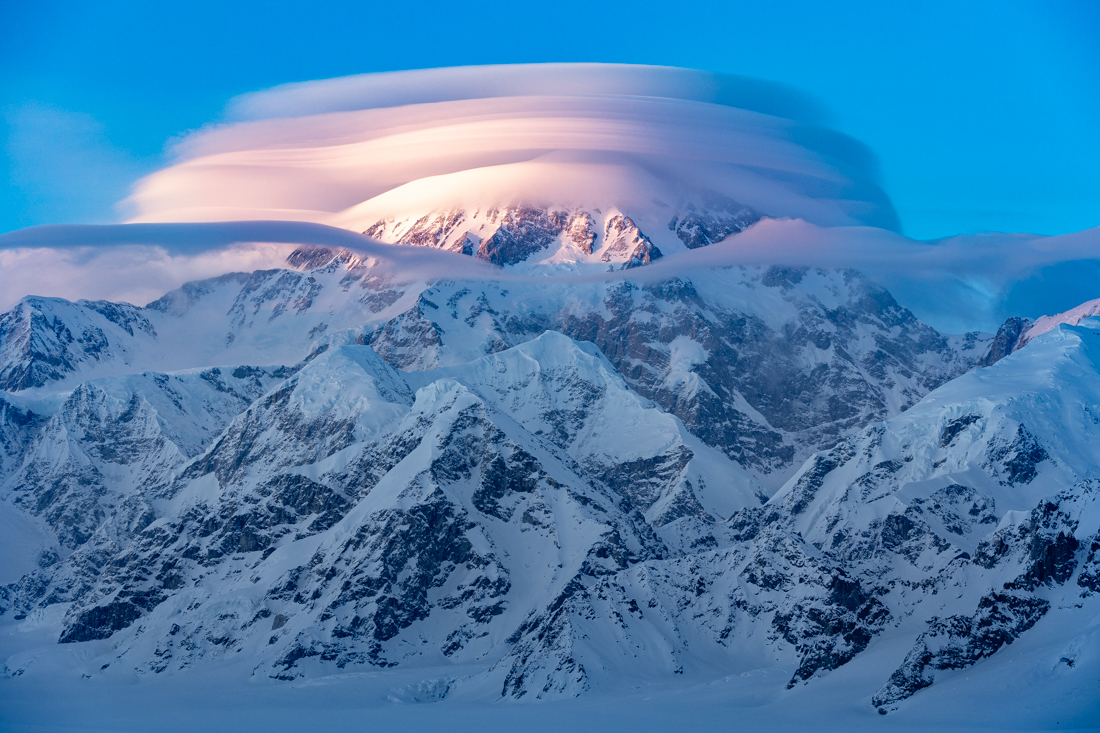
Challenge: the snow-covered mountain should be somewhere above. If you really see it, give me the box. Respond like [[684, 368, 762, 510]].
[[0, 247, 1095, 723], [764, 315, 1100, 711], [358, 199, 757, 271], [0, 249, 994, 482], [976, 297, 1100, 368]]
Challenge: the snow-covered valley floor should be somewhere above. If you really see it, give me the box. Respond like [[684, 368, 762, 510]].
[[2, 602, 1097, 732]]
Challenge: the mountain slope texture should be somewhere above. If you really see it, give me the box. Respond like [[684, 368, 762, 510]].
[[0, 246, 1097, 729]]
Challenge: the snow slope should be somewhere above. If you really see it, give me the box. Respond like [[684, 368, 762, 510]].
[[1022, 297, 1100, 348], [0, 250, 991, 483], [0, 252, 1094, 729], [765, 317, 1100, 710]]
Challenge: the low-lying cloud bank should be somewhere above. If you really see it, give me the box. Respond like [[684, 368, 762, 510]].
[[2, 219, 1098, 334]]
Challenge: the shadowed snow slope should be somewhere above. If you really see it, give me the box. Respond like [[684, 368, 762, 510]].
[[0, 252, 1096, 727], [764, 317, 1100, 711]]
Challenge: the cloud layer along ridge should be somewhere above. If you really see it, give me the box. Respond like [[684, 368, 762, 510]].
[[1, 64, 1098, 334], [3, 218, 1099, 335]]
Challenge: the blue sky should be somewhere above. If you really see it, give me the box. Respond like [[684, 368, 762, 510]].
[[2, 0, 1098, 240]]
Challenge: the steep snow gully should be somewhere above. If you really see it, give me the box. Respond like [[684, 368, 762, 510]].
[[1, 245, 1098, 729]]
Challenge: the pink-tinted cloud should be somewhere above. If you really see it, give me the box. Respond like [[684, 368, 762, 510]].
[[123, 65, 898, 232]]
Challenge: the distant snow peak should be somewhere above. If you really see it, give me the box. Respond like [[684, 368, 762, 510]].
[[668, 197, 758, 250], [981, 298, 1100, 366], [361, 199, 755, 271], [600, 214, 661, 268], [1021, 297, 1100, 348]]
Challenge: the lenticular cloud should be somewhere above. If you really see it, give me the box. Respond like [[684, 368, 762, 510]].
[[3, 64, 1097, 331], [125, 64, 900, 232]]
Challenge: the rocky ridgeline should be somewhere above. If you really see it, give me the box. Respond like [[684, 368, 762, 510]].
[[363, 266, 991, 479], [362, 198, 757, 268], [0, 250, 995, 482], [0, 247, 1096, 712]]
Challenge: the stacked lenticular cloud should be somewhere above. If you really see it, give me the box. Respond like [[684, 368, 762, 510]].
[[125, 63, 900, 234]]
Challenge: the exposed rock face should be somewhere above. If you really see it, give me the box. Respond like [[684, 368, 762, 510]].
[[3, 335, 758, 693], [980, 316, 1033, 366], [564, 211, 596, 253], [599, 215, 662, 268], [366, 206, 603, 267], [0, 256, 991, 485], [380, 210, 469, 252], [871, 483, 1091, 712], [0, 396, 41, 483], [362, 201, 757, 270], [764, 320, 1100, 711], [8, 367, 289, 549], [366, 268, 988, 481], [0, 297, 156, 391], [475, 207, 569, 266], [668, 198, 758, 249], [871, 590, 1050, 710]]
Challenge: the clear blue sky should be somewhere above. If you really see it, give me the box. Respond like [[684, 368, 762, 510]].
[[2, 0, 1097, 240]]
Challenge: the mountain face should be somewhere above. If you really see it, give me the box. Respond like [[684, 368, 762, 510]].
[[0, 250, 993, 486], [979, 316, 1033, 366], [1, 248, 1094, 717], [8, 366, 290, 550], [0, 297, 159, 392], [764, 318, 1100, 711], [978, 297, 1100, 368], [362, 264, 990, 483]]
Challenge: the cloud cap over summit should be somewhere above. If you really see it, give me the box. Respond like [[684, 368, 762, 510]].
[[224, 63, 830, 123], [125, 64, 900, 233]]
